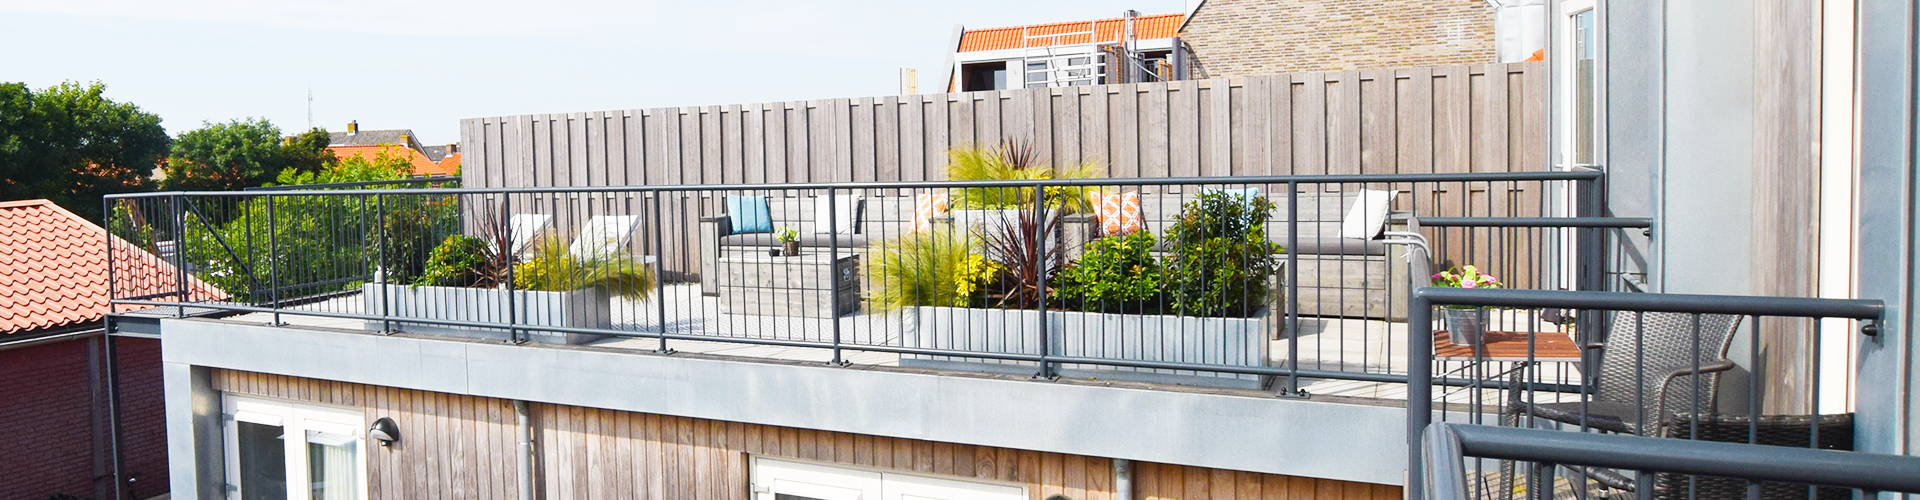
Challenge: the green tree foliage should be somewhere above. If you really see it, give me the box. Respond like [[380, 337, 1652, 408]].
[[0, 81, 170, 220], [163, 118, 335, 191], [180, 153, 456, 300]]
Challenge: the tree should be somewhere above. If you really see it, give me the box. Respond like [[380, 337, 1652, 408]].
[[162, 118, 335, 192], [0, 81, 170, 221]]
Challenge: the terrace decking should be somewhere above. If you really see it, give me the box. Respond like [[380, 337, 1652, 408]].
[[219, 284, 1578, 405]]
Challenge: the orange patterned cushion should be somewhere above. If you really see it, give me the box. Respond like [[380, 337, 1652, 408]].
[[911, 193, 949, 233], [1090, 191, 1143, 235]]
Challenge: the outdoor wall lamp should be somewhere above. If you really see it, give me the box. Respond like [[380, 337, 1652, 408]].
[[369, 417, 400, 447]]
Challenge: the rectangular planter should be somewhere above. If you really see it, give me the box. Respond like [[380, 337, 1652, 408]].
[[900, 306, 1275, 389], [361, 284, 612, 345]]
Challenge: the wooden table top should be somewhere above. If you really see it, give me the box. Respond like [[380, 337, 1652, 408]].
[[1434, 330, 1583, 360]]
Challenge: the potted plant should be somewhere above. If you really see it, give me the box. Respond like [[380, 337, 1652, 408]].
[[365, 229, 655, 345], [1431, 265, 1502, 346], [776, 226, 801, 257]]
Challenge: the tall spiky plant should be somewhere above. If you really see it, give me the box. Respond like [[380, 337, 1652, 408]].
[[513, 235, 656, 300], [868, 227, 989, 312], [946, 138, 1101, 213]]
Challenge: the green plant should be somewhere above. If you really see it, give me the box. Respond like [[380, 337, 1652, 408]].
[[413, 235, 498, 288], [978, 208, 1064, 309], [513, 236, 656, 299], [868, 228, 989, 312], [945, 139, 1099, 212], [1055, 231, 1164, 313], [776, 226, 800, 243], [1432, 265, 1502, 289], [1162, 191, 1284, 317]]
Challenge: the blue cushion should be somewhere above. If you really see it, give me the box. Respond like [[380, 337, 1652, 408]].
[[725, 195, 772, 234]]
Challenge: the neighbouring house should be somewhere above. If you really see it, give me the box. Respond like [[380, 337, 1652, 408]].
[[0, 199, 218, 500], [328, 121, 461, 177], [946, 11, 1187, 92]]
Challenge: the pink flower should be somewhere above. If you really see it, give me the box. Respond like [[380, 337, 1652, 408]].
[[1462, 280, 1478, 289], [1432, 273, 1443, 279]]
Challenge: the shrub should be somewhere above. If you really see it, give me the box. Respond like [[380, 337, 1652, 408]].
[[1055, 230, 1163, 313], [1162, 191, 1284, 317], [413, 235, 497, 288], [868, 228, 990, 312], [512, 236, 656, 299]]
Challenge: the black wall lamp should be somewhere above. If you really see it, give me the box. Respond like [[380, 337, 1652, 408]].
[[369, 417, 399, 447]]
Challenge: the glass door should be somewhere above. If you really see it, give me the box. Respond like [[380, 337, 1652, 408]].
[[224, 396, 368, 500]]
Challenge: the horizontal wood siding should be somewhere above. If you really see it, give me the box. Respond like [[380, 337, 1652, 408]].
[[462, 63, 1546, 279], [214, 370, 1401, 500]]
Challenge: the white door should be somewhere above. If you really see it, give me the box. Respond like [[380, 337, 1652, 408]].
[[753, 457, 1024, 500]]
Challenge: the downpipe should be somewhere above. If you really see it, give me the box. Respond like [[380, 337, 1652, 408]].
[[1113, 458, 1132, 500], [515, 400, 534, 500]]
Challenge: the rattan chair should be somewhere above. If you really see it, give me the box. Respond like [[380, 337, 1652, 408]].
[[1647, 412, 1854, 500]]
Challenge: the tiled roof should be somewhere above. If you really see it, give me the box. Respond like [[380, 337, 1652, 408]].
[[328, 129, 419, 149], [328, 145, 456, 177], [957, 13, 1184, 53], [0, 200, 223, 334], [437, 151, 461, 176], [420, 144, 452, 162]]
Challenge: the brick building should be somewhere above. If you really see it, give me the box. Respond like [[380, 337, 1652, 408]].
[[1179, 0, 1497, 76], [0, 199, 219, 499], [328, 120, 462, 177]]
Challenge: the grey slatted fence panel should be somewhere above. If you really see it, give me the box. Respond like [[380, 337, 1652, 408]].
[[462, 63, 1547, 277]]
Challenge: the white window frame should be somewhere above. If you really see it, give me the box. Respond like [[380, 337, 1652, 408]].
[[223, 395, 370, 500], [751, 457, 1026, 500]]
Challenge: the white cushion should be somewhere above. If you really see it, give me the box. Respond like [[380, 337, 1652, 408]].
[[1339, 189, 1396, 239], [568, 215, 641, 258], [813, 195, 862, 234]]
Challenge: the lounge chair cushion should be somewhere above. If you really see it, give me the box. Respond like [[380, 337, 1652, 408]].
[[1340, 189, 1396, 239], [813, 195, 862, 234], [725, 194, 772, 234]]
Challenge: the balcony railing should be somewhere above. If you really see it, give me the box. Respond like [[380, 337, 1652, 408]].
[[1406, 287, 1887, 500], [107, 171, 1632, 395]]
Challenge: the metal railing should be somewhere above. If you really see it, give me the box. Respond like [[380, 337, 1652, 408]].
[[108, 171, 1631, 395], [1423, 423, 1920, 500], [1406, 287, 1886, 500]]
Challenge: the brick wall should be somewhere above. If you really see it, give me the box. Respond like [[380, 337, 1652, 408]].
[[1180, 0, 1496, 76], [0, 335, 168, 500]]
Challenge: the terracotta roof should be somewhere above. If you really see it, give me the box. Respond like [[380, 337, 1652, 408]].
[[329, 145, 456, 177], [0, 200, 223, 334], [437, 151, 461, 176], [957, 13, 1184, 53]]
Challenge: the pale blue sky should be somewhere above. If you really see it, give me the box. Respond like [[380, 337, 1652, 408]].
[[1, 0, 1180, 145]]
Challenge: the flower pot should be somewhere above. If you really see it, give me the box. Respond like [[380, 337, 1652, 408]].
[[782, 241, 801, 256], [1444, 307, 1487, 346], [768, 248, 782, 257]]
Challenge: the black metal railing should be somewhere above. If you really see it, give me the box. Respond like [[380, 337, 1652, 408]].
[[1406, 287, 1886, 500], [108, 171, 1632, 394], [1424, 423, 1920, 500]]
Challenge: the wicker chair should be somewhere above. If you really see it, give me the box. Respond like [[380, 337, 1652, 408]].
[[1647, 412, 1855, 500], [1499, 312, 1744, 496]]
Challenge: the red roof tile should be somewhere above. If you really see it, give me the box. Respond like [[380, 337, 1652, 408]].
[[329, 145, 456, 177], [0, 200, 223, 334], [957, 13, 1184, 53]]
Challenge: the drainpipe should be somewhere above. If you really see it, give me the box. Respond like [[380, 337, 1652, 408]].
[[1113, 458, 1133, 500], [515, 400, 534, 500]]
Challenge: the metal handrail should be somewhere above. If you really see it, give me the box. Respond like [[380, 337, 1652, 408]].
[[1423, 423, 1920, 500]]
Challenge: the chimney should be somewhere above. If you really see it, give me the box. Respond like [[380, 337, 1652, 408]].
[[347, 120, 358, 136], [448, 143, 459, 154]]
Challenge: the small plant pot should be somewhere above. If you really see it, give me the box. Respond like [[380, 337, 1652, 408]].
[[782, 241, 801, 257], [768, 248, 782, 257], [1444, 307, 1487, 346]]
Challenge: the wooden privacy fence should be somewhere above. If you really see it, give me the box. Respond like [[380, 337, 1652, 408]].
[[460, 62, 1548, 279]]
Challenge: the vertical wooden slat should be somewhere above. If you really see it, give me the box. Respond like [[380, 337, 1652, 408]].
[[1360, 69, 1399, 175], [1294, 73, 1329, 175], [1207, 78, 1235, 177], [900, 95, 927, 182], [1168, 80, 1201, 178], [876, 96, 901, 183], [1328, 71, 1363, 176], [1140, 82, 1172, 180]]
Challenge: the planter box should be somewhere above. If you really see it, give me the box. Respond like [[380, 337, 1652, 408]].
[[361, 284, 611, 345], [900, 306, 1275, 389]]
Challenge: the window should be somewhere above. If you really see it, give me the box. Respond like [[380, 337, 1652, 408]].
[[225, 396, 368, 500], [753, 457, 1025, 500], [960, 62, 1008, 92]]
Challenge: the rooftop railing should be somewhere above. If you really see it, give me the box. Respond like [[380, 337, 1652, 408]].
[[107, 171, 1635, 395], [1406, 287, 1886, 500]]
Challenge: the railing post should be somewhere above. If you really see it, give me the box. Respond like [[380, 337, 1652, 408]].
[[265, 193, 281, 325], [503, 194, 522, 344], [828, 186, 845, 366], [652, 193, 671, 354], [376, 194, 391, 333], [1032, 182, 1052, 379], [1407, 289, 1434, 500], [1286, 180, 1301, 394], [104, 197, 116, 315]]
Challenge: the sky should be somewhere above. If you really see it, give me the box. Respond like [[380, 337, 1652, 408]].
[[1, 0, 1184, 145]]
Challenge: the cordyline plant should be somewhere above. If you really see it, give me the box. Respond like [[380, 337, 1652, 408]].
[[979, 207, 1065, 309]]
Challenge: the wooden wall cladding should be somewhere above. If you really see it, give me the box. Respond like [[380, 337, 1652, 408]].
[[212, 370, 1402, 500]]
